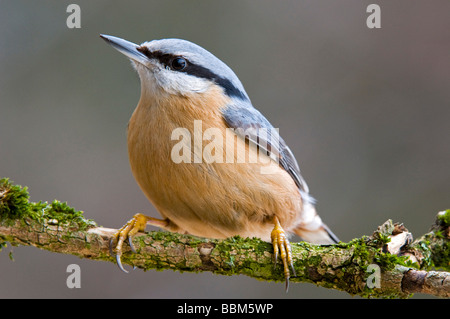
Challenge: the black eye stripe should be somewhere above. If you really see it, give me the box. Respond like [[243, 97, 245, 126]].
[[136, 47, 247, 100], [184, 63, 248, 100], [137, 47, 173, 66]]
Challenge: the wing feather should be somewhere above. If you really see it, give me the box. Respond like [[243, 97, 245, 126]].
[[222, 102, 311, 198]]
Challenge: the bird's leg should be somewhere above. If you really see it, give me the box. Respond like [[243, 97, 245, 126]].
[[271, 216, 296, 292], [110, 213, 169, 273]]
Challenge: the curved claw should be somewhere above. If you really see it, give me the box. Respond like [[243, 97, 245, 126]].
[[128, 236, 137, 269], [128, 236, 137, 253], [109, 237, 115, 257], [116, 254, 129, 274], [109, 237, 130, 273]]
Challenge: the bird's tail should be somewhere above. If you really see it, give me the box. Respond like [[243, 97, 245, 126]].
[[293, 200, 339, 244], [294, 223, 339, 244]]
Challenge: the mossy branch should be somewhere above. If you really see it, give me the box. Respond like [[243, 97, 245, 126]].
[[1, 178, 449, 298]]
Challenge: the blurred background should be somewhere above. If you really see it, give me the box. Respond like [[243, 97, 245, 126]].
[[0, 0, 449, 298]]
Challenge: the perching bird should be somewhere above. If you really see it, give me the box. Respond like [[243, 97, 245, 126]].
[[100, 34, 339, 290]]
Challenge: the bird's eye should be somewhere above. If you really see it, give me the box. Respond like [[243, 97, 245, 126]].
[[170, 57, 187, 71]]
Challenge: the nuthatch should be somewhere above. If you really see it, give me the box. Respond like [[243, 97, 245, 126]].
[[100, 34, 339, 290]]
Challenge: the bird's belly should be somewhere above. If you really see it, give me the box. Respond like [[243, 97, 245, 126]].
[[129, 135, 303, 241]]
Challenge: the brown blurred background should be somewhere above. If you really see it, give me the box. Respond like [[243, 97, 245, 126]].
[[0, 1, 449, 298]]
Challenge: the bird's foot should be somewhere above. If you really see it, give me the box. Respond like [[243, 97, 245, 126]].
[[109, 213, 167, 273], [271, 216, 296, 292]]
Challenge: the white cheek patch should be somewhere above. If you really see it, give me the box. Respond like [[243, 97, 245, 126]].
[[155, 69, 211, 96], [133, 59, 212, 97]]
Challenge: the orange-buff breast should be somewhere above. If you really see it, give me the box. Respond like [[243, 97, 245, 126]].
[[127, 86, 302, 242]]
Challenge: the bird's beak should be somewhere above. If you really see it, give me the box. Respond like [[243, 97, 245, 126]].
[[100, 34, 148, 65]]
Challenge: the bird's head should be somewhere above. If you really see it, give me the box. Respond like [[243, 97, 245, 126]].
[[100, 34, 249, 103]]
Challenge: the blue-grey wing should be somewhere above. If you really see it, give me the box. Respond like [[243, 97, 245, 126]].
[[222, 102, 311, 196]]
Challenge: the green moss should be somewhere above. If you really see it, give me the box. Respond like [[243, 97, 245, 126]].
[[374, 252, 404, 271], [0, 178, 96, 231], [0, 178, 33, 221], [409, 210, 450, 271], [436, 242, 450, 269], [32, 200, 96, 231], [428, 240, 450, 272], [437, 209, 450, 226], [209, 236, 278, 281]]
